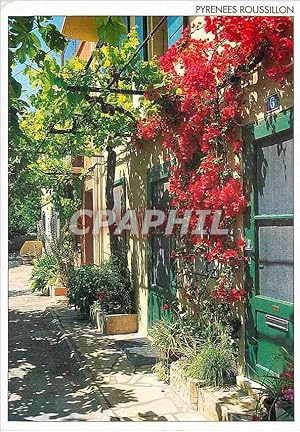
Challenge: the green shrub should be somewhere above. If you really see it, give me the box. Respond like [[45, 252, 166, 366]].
[[152, 361, 170, 383], [30, 254, 58, 294], [41, 224, 76, 287], [67, 256, 133, 315], [184, 327, 237, 387], [149, 313, 202, 361]]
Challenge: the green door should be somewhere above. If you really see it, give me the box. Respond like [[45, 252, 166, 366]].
[[147, 162, 175, 327], [244, 109, 294, 377]]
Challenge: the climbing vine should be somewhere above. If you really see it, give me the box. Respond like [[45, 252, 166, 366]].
[[19, 24, 165, 253], [134, 16, 293, 315]]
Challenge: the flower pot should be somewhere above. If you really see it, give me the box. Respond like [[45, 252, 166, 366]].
[[90, 307, 105, 334], [50, 286, 68, 297], [104, 313, 138, 335], [90, 309, 138, 335]]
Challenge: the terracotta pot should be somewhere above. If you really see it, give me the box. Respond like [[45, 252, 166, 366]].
[[54, 287, 68, 296]]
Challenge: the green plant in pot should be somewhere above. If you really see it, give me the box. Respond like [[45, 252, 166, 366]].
[[30, 254, 58, 294], [252, 349, 294, 421], [182, 321, 237, 388], [67, 255, 133, 315]]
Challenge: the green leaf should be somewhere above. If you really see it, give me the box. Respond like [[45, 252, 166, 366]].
[[96, 16, 127, 46], [15, 46, 27, 63], [9, 77, 22, 99], [29, 32, 42, 49], [34, 50, 46, 65], [40, 24, 67, 52]]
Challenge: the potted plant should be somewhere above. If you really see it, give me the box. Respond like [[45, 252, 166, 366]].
[[68, 255, 137, 334], [252, 350, 294, 421], [30, 254, 58, 295]]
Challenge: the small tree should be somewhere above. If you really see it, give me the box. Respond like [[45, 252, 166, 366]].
[[19, 20, 165, 257], [9, 16, 68, 238]]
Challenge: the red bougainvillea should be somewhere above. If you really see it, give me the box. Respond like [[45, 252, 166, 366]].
[[134, 17, 293, 311]]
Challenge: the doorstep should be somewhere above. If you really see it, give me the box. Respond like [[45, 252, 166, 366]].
[[236, 375, 265, 398]]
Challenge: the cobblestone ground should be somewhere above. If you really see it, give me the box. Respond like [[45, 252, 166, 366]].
[[8, 263, 107, 421]]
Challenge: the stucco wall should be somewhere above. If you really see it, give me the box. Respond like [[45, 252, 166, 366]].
[[89, 16, 293, 346], [94, 140, 170, 335]]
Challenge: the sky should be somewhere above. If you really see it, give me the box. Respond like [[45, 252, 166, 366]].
[[13, 16, 79, 101]]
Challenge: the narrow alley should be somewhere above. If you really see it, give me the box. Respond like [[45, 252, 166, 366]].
[[8, 262, 106, 421]]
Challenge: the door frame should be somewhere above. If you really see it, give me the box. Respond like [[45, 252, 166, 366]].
[[243, 107, 294, 378], [147, 161, 176, 328]]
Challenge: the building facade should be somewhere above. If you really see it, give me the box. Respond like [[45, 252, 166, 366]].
[[61, 16, 294, 379]]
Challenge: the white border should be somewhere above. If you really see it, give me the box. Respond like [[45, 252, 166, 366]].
[[0, 1, 298, 17], [1, 1, 299, 432]]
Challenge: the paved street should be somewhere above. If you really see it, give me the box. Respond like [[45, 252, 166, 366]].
[[8, 263, 207, 422], [52, 305, 208, 421], [8, 264, 106, 421]]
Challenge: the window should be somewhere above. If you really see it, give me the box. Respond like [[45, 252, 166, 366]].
[[71, 155, 84, 167], [119, 16, 131, 47], [255, 130, 294, 302], [121, 16, 131, 33], [135, 16, 148, 60]]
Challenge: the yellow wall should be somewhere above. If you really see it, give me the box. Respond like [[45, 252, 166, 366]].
[[90, 16, 293, 344], [94, 140, 170, 335], [89, 16, 170, 334]]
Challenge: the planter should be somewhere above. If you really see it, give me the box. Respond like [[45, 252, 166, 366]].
[[50, 286, 68, 297], [90, 307, 105, 333], [170, 361, 205, 410], [105, 313, 138, 334], [170, 361, 257, 421], [90, 308, 138, 335]]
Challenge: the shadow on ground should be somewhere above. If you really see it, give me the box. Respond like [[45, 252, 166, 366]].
[[8, 308, 104, 421], [115, 338, 158, 367], [8, 289, 32, 298], [111, 411, 168, 421]]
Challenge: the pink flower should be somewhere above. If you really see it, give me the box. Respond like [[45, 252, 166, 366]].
[[282, 387, 294, 401]]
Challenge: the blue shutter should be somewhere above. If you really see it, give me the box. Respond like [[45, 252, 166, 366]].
[[167, 16, 183, 47], [135, 16, 147, 60]]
